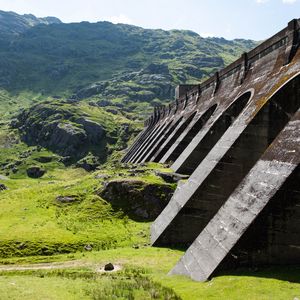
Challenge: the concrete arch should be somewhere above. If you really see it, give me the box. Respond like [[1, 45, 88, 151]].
[[125, 122, 163, 163], [173, 91, 252, 175], [131, 117, 178, 164], [160, 104, 218, 164], [151, 73, 300, 249], [138, 115, 185, 163], [127, 121, 167, 163], [128, 100, 187, 163], [122, 124, 155, 163], [150, 111, 198, 163]]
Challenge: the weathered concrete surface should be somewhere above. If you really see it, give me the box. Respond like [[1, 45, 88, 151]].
[[151, 71, 300, 247], [158, 104, 217, 163], [170, 111, 300, 281], [123, 19, 300, 281]]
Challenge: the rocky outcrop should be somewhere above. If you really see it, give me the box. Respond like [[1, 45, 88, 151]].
[[56, 195, 79, 204], [99, 179, 175, 221], [76, 154, 101, 171], [155, 171, 189, 183], [75, 63, 174, 102], [141, 63, 170, 75], [0, 10, 61, 36], [26, 166, 46, 178], [11, 103, 106, 160]]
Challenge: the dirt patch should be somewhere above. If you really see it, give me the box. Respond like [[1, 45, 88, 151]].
[[0, 260, 123, 273]]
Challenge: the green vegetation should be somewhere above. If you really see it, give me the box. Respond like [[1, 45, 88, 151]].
[[0, 248, 299, 300], [0, 10, 296, 300], [0, 159, 174, 258], [0, 10, 257, 117]]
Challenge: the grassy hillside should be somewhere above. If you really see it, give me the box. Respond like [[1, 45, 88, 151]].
[[0, 11, 256, 99], [0, 161, 175, 258]]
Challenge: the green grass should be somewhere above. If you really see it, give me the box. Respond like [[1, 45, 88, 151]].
[[0, 159, 174, 258], [0, 168, 147, 257], [0, 275, 93, 299], [0, 247, 299, 300]]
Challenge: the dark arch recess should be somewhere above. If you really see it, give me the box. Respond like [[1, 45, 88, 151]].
[[135, 117, 182, 163], [152, 111, 198, 162], [163, 104, 218, 163], [122, 123, 156, 162], [176, 91, 251, 175], [140, 116, 184, 163], [129, 121, 167, 163], [156, 74, 300, 248]]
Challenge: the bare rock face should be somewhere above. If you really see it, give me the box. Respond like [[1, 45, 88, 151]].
[[99, 179, 175, 221], [75, 118, 104, 144], [11, 103, 106, 161]]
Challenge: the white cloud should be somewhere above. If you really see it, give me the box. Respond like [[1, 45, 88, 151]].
[[200, 32, 215, 38], [255, 0, 269, 3], [106, 14, 134, 25], [282, 0, 297, 4]]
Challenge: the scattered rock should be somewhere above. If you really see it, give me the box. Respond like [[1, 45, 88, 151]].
[[18, 242, 26, 249], [155, 171, 189, 183], [106, 108, 118, 115], [96, 99, 111, 107], [35, 156, 53, 163], [141, 63, 170, 75], [128, 169, 146, 174], [56, 195, 79, 204], [84, 244, 93, 251], [26, 166, 46, 178], [76, 154, 101, 172], [14, 160, 22, 166], [94, 174, 110, 180], [0, 183, 8, 191], [104, 263, 114, 271]]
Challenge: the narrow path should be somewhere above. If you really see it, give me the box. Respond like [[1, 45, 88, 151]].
[[0, 260, 122, 273]]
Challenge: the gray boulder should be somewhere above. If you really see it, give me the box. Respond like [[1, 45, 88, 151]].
[[104, 263, 114, 271]]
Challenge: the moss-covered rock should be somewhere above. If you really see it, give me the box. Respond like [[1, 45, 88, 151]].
[[11, 102, 108, 160], [99, 179, 175, 221]]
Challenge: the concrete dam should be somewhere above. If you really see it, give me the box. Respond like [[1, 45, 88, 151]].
[[122, 19, 300, 282]]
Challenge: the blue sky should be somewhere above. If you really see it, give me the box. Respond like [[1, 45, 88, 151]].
[[0, 0, 299, 40]]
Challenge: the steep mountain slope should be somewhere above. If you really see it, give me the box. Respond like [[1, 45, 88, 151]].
[[0, 10, 61, 36], [0, 10, 256, 100], [0, 11, 259, 171]]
